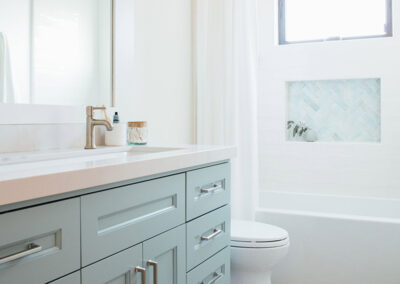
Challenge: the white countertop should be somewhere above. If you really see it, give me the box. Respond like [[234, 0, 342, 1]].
[[0, 145, 236, 207]]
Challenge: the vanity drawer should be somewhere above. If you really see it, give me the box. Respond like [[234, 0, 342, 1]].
[[81, 174, 185, 266], [186, 205, 230, 271], [187, 247, 230, 284], [0, 198, 80, 284], [186, 163, 230, 221]]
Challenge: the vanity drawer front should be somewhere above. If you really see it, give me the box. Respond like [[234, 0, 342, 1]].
[[187, 247, 230, 284], [186, 205, 230, 271], [0, 198, 80, 284], [186, 163, 230, 221], [81, 174, 185, 266]]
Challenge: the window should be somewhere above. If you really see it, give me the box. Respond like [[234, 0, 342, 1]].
[[278, 0, 392, 44]]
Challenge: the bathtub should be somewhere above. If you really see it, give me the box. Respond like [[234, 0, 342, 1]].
[[255, 191, 400, 284]]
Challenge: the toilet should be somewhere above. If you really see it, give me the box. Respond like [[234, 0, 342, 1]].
[[230, 219, 290, 284]]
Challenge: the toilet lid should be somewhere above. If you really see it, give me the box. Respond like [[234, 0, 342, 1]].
[[231, 220, 289, 248]]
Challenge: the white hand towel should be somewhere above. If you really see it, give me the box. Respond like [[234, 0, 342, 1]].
[[0, 32, 15, 103]]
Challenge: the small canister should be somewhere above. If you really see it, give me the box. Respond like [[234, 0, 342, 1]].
[[128, 121, 148, 145]]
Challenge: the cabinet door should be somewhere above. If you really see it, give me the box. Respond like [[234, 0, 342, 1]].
[[143, 225, 186, 284], [82, 244, 143, 284]]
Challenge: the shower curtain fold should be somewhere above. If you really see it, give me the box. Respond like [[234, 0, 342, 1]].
[[195, 0, 259, 220], [0, 32, 15, 103]]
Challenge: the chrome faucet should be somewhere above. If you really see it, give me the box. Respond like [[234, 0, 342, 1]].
[[85, 106, 113, 149]]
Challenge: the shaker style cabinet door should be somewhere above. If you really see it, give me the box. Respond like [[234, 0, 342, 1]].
[[82, 244, 144, 284], [143, 225, 186, 284]]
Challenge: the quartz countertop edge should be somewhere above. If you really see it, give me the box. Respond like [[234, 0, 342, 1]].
[[0, 145, 236, 207]]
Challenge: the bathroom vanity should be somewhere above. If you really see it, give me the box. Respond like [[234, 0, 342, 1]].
[[0, 145, 235, 284]]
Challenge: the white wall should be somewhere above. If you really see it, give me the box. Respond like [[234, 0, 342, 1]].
[[257, 0, 400, 199], [115, 0, 194, 145], [0, 0, 194, 153]]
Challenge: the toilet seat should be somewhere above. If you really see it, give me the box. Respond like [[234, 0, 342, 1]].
[[231, 220, 289, 248]]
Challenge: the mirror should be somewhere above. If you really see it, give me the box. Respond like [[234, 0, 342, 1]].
[[0, 0, 113, 106]]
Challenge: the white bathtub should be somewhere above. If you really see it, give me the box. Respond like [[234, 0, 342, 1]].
[[255, 191, 400, 284]]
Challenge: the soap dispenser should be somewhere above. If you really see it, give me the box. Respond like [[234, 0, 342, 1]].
[[105, 112, 127, 146]]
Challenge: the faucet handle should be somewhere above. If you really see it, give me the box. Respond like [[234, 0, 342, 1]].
[[86, 105, 106, 114], [92, 106, 106, 111], [86, 105, 112, 124]]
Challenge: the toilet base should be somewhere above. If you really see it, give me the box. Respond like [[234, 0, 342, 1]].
[[231, 268, 272, 284], [230, 244, 289, 284]]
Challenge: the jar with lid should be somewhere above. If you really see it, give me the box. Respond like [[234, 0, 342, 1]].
[[128, 121, 148, 145]]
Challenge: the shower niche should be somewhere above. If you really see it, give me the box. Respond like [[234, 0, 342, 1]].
[[286, 78, 381, 143]]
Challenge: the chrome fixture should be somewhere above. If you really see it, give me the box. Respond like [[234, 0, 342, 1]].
[[147, 260, 158, 284], [201, 272, 223, 284], [201, 229, 223, 241], [0, 243, 42, 264], [135, 266, 146, 284], [85, 106, 113, 149]]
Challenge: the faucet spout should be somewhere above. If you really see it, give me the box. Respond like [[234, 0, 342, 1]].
[[93, 119, 113, 131], [85, 106, 114, 149]]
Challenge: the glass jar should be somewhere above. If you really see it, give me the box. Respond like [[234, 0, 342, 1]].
[[127, 121, 148, 145]]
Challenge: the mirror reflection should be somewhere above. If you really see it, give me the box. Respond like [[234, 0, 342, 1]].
[[0, 0, 113, 106]]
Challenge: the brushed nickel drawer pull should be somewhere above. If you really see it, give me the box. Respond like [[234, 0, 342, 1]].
[[0, 243, 42, 264], [202, 272, 223, 284], [201, 229, 223, 241], [200, 184, 222, 194], [147, 260, 158, 284], [135, 266, 146, 284]]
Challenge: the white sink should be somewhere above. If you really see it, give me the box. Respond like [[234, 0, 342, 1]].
[[0, 146, 183, 166]]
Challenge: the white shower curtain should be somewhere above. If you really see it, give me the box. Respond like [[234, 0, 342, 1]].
[[195, 0, 259, 220], [0, 32, 15, 103]]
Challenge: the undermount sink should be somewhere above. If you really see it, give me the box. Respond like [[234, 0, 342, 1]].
[[0, 146, 183, 166]]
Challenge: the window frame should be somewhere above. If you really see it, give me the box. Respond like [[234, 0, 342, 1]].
[[278, 0, 393, 45]]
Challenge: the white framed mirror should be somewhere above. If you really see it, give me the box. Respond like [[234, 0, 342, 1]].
[[0, 0, 113, 106]]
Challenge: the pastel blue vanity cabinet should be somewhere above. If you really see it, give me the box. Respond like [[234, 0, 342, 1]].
[[0, 162, 231, 284]]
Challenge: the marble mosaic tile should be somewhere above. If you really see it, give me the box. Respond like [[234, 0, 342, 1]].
[[287, 78, 381, 142]]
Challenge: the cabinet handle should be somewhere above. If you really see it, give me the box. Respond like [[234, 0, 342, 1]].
[[135, 266, 146, 284], [147, 260, 158, 284], [200, 184, 222, 194], [201, 229, 223, 241], [0, 243, 42, 264], [201, 272, 223, 284]]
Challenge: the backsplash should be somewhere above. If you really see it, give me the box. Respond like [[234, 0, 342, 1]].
[[287, 78, 381, 142], [0, 124, 105, 153]]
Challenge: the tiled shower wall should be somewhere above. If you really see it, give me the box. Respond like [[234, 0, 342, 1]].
[[257, 0, 400, 200], [287, 79, 381, 142]]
